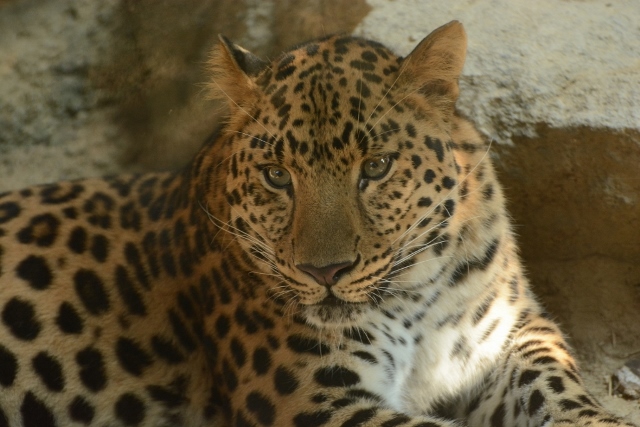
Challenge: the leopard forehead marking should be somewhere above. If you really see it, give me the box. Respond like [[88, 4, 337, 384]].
[[248, 36, 444, 165]]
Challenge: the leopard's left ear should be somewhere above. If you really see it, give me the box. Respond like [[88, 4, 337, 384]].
[[207, 35, 270, 113], [399, 21, 467, 109]]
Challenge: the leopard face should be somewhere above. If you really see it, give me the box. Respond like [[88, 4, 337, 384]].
[[213, 29, 466, 327]]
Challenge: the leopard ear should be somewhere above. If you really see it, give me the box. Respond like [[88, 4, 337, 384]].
[[207, 35, 269, 113], [398, 21, 467, 109]]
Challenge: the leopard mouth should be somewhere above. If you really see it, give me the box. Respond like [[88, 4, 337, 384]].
[[302, 302, 368, 327], [271, 255, 401, 326], [316, 293, 347, 307]]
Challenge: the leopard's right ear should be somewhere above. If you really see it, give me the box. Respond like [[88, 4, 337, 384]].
[[207, 35, 269, 113]]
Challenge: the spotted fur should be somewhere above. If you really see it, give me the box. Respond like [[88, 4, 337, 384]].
[[0, 21, 635, 427]]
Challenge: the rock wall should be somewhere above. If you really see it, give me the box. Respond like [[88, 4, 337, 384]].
[[1, 0, 638, 420]]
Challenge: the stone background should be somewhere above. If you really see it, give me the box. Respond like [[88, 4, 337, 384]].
[[0, 0, 638, 420]]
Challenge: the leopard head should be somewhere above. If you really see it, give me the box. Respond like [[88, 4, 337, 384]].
[[208, 22, 468, 327]]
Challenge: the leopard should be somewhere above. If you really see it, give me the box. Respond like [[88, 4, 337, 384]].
[[0, 20, 636, 427]]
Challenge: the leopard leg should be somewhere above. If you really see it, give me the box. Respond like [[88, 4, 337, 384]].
[[285, 390, 462, 427], [466, 314, 636, 427]]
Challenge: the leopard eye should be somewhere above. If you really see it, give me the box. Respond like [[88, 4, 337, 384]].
[[362, 155, 392, 180], [264, 166, 292, 188]]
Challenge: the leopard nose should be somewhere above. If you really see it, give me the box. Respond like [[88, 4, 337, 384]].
[[296, 260, 355, 286]]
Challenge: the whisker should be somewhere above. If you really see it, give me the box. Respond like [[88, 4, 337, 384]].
[[250, 271, 285, 279], [392, 139, 493, 247], [387, 255, 454, 279], [361, 57, 409, 133], [227, 130, 275, 148], [366, 84, 426, 143], [398, 214, 481, 262], [209, 79, 276, 140], [199, 202, 276, 261]]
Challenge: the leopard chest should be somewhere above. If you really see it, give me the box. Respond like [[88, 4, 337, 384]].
[[336, 288, 521, 417], [217, 305, 481, 416]]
